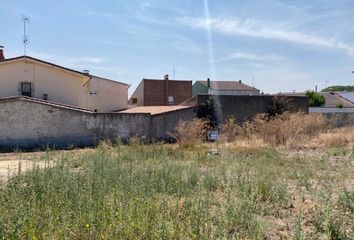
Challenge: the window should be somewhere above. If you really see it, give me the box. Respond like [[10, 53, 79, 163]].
[[132, 98, 137, 104], [21, 82, 32, 97]]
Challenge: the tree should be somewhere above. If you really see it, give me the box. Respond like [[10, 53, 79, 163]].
[[305, 91, 325, 107], [322, 85, 354, 92]]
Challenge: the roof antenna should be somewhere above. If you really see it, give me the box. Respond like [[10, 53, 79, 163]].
[[22, 15, 30, 56]]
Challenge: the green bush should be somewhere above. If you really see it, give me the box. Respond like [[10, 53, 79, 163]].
[[305, 91, 325, 107], [336, 102, 344, 108]]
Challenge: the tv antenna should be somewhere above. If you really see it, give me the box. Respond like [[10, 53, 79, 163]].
[[22, 15, 30, 56]]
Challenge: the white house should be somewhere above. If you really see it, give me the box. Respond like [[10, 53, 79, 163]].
[[0, 48, 128, 112]]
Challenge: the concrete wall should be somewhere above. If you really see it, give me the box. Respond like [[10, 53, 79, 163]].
[[0, 58, 128, 112], [310, 107, 354, 113], [311, 113, 354, 127], [196, 95, 309, 123], [150, 107, 195, 141], [0, 99, 194, 150]]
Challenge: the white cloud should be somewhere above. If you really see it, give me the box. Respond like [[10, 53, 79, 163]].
[[216, 52, 284, 63], [32, 53, 105, 65], [178, 17, 354, 56]]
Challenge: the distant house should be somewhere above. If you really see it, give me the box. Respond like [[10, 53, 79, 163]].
[[335, 92, 354, 105], [280, 91, 354, 109], [0, 48, 129, 112], [129, 75, 192, 106], [193, 79, 260, 96], [320, 92, 354, 108]]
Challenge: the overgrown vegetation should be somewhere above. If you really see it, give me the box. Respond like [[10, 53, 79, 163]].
[[0, 113, 353, 239], [220, 112, 336, 148], [267, 96, 294, 118], [305, 90, 326, 107], [322, 85, 354, 92]]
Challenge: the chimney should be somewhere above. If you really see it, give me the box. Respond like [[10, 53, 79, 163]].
[[0, 46, 4, 61], [164, 74, 169, 105], [207, 78, 211, 88], [239, 80, 242, 84]]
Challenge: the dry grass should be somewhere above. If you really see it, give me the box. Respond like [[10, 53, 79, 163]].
[[219, 112, 348, 149], [172, 112, 353, 150], [1, 143, 353, 239], [168, 118, 211, 146], [316, 126, 354, 148]]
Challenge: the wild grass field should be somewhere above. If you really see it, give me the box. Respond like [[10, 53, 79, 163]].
[[0, 113, 353, 239]]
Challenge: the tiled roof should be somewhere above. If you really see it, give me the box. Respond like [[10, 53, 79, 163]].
[[143, 78, 192, 83], [0, 56, 128, 86], [321, 92, 354, 108], [197, 80, 258, 91], [118, 105, 193, 115], [0, 56, 89, 77], [0, 96, 93, 113], [337, 92, 354, 103]]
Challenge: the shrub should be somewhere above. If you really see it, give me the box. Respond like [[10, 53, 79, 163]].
[[168, 118, 211, 146], [220, 112, 328, 148], [336, 102, 344, 108], [267, 96, 294, 118], [196, 99, 221, 128], [305, 91, 325, 107]]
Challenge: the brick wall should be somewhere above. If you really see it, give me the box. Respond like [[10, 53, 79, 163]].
[[143, 80, 166, 105], [144, 79, 192, 106]]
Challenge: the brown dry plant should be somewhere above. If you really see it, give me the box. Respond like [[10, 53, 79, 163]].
[[220, 112, 332, 149], [169, 118, 211, 146]]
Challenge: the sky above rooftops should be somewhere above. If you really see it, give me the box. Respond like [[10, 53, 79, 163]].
[[1, 0, 354, 95]]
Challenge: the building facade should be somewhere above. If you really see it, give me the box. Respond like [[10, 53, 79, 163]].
[[0, 51, 128, 112], [193, 79, 260, 96], [129, 75, 192, 106]]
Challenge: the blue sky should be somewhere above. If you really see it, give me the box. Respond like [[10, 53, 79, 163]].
[[1, 0, 354, 95]]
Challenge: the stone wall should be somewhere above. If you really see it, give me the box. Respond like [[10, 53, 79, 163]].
[[0, 99, 153, 150]]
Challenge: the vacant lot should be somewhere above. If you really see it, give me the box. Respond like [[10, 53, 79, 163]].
[[0, 141, 353, 239]]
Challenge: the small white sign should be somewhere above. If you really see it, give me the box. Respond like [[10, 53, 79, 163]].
[[168, 96, 174, 104], [208, 130, 219, 141]]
